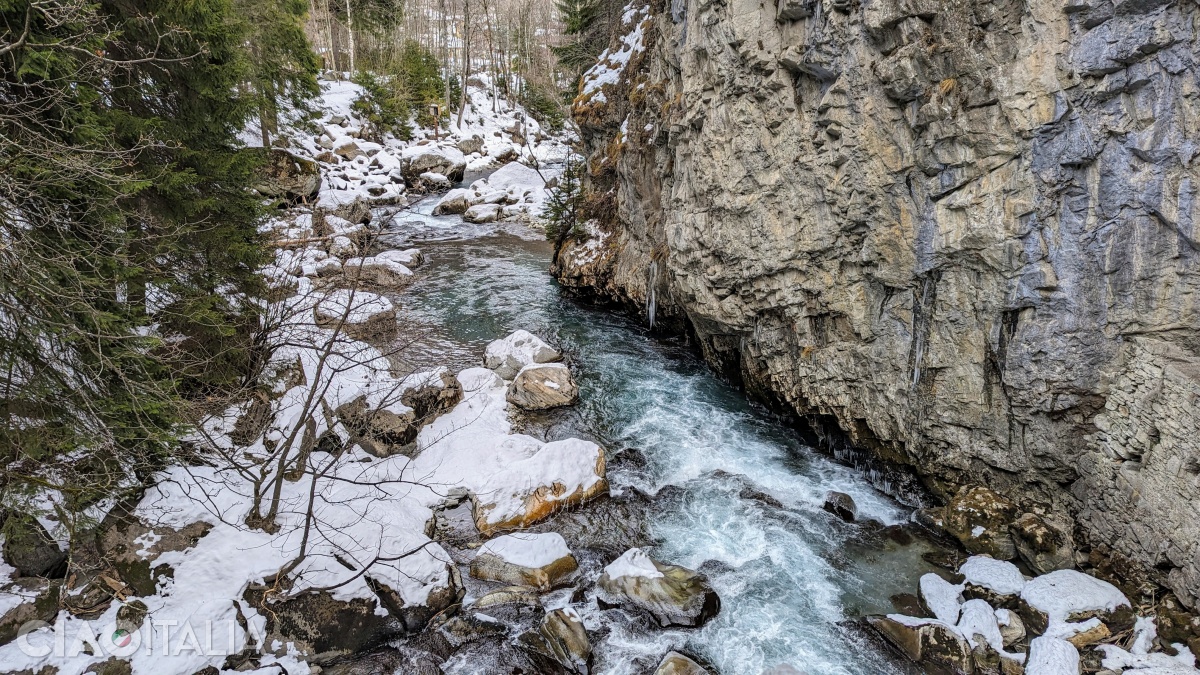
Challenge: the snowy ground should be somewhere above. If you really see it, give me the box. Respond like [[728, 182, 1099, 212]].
[[0, 73, 587, 675]]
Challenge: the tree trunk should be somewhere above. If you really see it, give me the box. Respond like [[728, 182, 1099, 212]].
[[456, 0, 470, 128], [345, 0, 356, 73]]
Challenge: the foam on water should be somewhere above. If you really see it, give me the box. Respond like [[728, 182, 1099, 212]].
[[390, 202, 931, 674]]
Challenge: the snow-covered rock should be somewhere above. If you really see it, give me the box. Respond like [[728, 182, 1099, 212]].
[[1019, 568, 1133, 636], [507, 362, 579, 410], [1026, 636, 1080, 675], [433, 188, 472, 215], [463, 202, 502, 223], [866, 615, 974, 674], [961, 555, 1027, 597], [342, 255, 414, 287], [484, 330, 561, 379], [313, 289, 396, 339], [411, 368, 607, 535], [919, 573, 963, 624], [596, 548, 721, 627], [402, 144, 467, 184], [470, 532, 578, 591]]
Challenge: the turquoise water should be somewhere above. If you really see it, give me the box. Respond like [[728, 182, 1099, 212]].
[[383, 200, 935, 674]]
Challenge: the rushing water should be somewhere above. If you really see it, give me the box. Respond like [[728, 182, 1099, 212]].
[[380, 199, 940, 675]]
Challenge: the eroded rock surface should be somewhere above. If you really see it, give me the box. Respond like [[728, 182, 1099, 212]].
[[553, 0, 1200, 608]]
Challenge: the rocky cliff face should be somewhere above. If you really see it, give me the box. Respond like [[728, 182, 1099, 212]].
[[553, 0, 1200, 607]]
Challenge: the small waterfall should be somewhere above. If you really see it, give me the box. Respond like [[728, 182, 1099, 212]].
[[647, 260, 658, 329]]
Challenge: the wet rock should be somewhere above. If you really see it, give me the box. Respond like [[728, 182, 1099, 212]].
[[654, 651, 713, 675], [471, 586, 545, 624], [2, 516, 67, 579], [507, 363, 580, 410], [1010, 513, 1075, 576], [527, 492, 653, 559], [469, 532, 579, 591], [822, 491, 858, 522], [368, 561, 464, 634], [322, 646, 444, 675], [867, 615, 974, 673], [943, 486, 1019, 561], [252, 149, 321, 202], [437, 612, 509, 648], [484, 330, 561, 380], [519, 608, 592, 674], [595, 548, 721, 628]]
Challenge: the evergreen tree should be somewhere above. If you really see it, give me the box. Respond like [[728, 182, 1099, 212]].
[[235, 0, 322, 147], [0, 0, 318, 532], [543, 155, 584, 243]]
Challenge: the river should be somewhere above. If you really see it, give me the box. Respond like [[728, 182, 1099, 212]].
[[378, 197, 942, 674]]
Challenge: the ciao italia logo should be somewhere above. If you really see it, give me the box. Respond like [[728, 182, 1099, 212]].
[[16, 617, 266, 659]]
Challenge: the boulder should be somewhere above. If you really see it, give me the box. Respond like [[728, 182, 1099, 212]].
[[419, 172, 452, 189], [252, 149, 321, 202], [471, 586, 544, 624], [519, 608, 591, 675], [654, 652, 712, 675], [2, 515, 67, 578], [484, 330, 561, 380], [471, 438, 608, 535], [333, 140, 365, 161], [960, 555, 1027, 608], [469, 532, 578, 591], [995, 608, 1026, 647], [822, 491, 858, 522], [0, 577, 61, 645], [457, 135, 485, 155], [402, 146, 467, 184], [1018, 569, 1133, 636], [942, 486, 1019, 560], [507, 363, 580, 410], [595, 548, 721, 628], [433, 188, 472, 215], [866, 615, 975, 674], [337, 368, 462, 457], [368, 560, 464, 634], [463, 203, 502, 224], [342, 255, 414, 287], [1010, 513, 1075, 575], [919, 572, 964, 624], [313, 289, 396, 340], [1025, 636, 1079, 675], [244, 588, 399, 663]]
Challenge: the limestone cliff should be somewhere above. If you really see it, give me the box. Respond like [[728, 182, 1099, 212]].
[[553, 0, 1200, 606]]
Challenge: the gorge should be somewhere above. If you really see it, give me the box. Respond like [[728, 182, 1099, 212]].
[[553, 0, 1200, 615]]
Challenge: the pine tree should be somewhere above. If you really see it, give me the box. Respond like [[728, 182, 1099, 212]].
[[0, 0, 319, 535]]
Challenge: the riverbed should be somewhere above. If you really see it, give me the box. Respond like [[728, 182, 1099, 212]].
[[379, 198, 942, 674]]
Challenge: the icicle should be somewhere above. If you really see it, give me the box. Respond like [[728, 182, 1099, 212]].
[[647, 260, 658, 329]]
